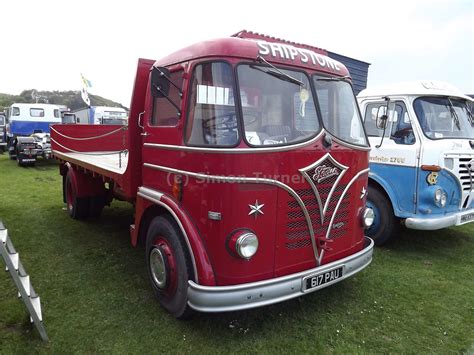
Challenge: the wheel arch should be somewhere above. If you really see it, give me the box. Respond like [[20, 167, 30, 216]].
[[134, 189, 216, 286], [368, 173, 401, 217]]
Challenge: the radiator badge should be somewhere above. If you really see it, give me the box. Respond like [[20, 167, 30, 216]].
[[299, 153, 348, 224], [426, 172, 438, 185]]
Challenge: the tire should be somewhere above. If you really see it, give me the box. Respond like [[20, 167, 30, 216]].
[[366, 186, 398, 246], [146, 215, 193, 319], [65, 173, 90, 220]]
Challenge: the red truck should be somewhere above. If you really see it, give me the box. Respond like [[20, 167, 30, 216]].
[[51, 31, 375, 318]]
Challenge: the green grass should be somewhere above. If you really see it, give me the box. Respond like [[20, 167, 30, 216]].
[[0, 153, 473, 353]]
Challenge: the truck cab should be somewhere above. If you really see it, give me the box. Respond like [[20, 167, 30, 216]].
[[0, 113, 6, 152], [358, 81, 474, 245], [6, 103, 61, 165], [52, 33, 374, 317]]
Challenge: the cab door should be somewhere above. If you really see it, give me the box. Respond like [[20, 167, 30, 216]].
[[141, 66, 186, 192], [362, 100, 420, 215]]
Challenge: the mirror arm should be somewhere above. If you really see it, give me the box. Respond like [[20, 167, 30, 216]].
[[152, 84, 182, 117], [376, 96, 391, 148], [375, 120, 387, 148]]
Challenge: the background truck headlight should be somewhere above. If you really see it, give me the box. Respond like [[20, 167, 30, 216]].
[[434, 188, 447, 207]]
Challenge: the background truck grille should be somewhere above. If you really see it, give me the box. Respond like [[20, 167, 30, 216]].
[[459, 157, 474, 191], [285, 185, 350, 250]]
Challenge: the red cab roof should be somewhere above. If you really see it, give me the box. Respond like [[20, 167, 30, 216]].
[[155, 35, 349, 77]]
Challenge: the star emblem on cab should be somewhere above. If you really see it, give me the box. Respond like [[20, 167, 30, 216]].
[[248, 200, 264, 218]]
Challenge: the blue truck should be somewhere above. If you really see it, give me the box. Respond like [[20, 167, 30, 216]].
[[5, 103, 61, 166]]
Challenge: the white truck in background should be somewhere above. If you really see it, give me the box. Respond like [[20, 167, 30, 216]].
[[73, 106, 128, 125]]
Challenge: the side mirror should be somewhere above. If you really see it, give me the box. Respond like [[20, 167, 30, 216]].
[[376, 106, 388, 129], [151, 66, 171, 98]]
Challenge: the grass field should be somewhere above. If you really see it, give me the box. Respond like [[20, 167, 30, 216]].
[[0, 153, 473, 353]]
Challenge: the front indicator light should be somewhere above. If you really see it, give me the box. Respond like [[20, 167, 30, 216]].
[[362, 207, 374, 228]]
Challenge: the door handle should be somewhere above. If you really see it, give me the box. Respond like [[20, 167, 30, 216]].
[[138, 111, 145, 129]]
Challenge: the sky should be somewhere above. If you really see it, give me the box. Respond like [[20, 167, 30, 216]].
[[0, 0, 472, 107]]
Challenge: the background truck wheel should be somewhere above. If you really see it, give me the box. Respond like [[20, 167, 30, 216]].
[[65, 173, 89, 220], [366, 186, 398, 246], [146, 215, 193, 319]]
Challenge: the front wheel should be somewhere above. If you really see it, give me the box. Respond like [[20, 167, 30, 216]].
[[146, 215, 193, 319], [366, 186, 398, 246]]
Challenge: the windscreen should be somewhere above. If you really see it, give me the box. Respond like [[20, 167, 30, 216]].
[[414, 97, 474, 139], [313, 78, 368, 146], [237, 64, 320, 146]]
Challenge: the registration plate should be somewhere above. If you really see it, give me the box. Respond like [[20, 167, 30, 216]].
[[460, 212, 474, 224], [303, 266, 344, 291]]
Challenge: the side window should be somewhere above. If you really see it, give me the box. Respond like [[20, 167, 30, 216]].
[[12, 107, 20, 116], [185, 62, 239, 146], [54, 109, 60, 118], [363, 103, 386, 137], [30, 108, 44, 117], [390, 102, 415, 145], [151, 70, 184, 126]]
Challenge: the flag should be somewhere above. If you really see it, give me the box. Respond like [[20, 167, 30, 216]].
[[81, 87, 91, 106], [81, 73, 92, 88], [80, 73, 92, 106]]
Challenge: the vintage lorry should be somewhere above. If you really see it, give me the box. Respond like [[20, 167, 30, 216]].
[[358, 81, 474, 245], [51, 32, 374, 318], [5, 103, 61, 165], [0, 113, 6, 152]]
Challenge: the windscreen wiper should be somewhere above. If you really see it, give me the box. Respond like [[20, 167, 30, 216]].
[[448, 98, 461, 130], [254, 56, 304, 87]]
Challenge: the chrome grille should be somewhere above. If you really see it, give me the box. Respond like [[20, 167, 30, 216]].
[[285, 187, 351, 250], [459, 157, 474, 191]]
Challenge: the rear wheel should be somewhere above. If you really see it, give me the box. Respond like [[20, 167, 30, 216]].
[[65, 173, 89, 220], [366, 186, 398, 246], [146, 215, 193, 319]]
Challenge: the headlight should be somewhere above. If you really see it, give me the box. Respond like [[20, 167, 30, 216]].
[[361, 207, 375, 228], [434, 188, 447, 207], [228, 230, 259, 259], [236, 233, 259, 259]]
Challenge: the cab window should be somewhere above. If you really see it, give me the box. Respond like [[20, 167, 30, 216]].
[[152, 70, 183, 126], [390, 102, 415, 145], [185, 62, 239, 146]]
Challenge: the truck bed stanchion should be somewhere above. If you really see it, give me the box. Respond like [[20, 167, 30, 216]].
[[0, 221, 48, 342]]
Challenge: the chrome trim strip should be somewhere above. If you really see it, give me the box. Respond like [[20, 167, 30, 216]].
[[325, 168, 370, 240], [143, 130, 325, 154], [331, 135, 372, 151], [299, 153, 349, 224], [143, 129, 371, 153], [143, 163, 322, 265], [187, 237, 374, 313], [137, 186, 198, 283]]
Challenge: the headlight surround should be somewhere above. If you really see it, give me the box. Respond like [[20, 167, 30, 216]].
[[434, 188, 447, 207], [361, 207, 375, 228]]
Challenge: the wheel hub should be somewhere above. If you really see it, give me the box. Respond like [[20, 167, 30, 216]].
[[150, 247, 167, 289]]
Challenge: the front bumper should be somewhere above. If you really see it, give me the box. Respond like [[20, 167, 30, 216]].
[[187, 237, 374, 313], [405, 209, 474, 230]]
